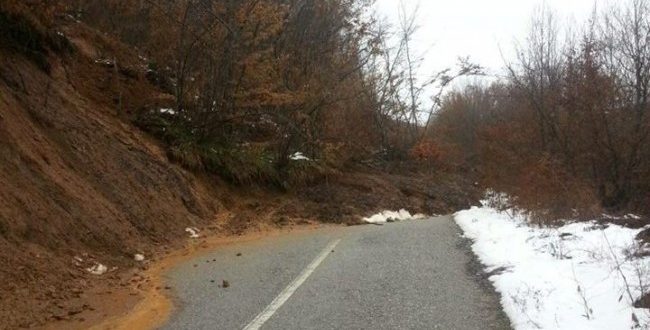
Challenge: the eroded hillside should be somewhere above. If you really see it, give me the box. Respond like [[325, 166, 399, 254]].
[[0, 3, 477, 328]]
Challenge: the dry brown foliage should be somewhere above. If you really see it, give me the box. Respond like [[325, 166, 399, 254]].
[[427, 2, 650, 221]]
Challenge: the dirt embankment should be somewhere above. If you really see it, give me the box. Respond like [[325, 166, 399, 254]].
[[0, 21, 224, 328], [0, 14, 478, 330]]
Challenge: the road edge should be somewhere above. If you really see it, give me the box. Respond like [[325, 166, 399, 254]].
[[88, 224, 337, 330], [452, 215, 514, 330]]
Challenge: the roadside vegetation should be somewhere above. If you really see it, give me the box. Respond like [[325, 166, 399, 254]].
[[58, 0, 480, 187], [52, 0, 650, 222], [429, 2, 650, 223]]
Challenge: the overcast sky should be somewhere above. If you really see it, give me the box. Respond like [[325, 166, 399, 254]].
[[374, 0, 599, 79]]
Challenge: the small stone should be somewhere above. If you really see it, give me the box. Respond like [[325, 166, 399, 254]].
[[236, 253, 242, 257], [222, 280, 230, 288]]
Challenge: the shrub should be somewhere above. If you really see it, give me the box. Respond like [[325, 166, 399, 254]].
[[408, 140, 458, 172], [0, 2, 50, 71], [0, 1, 74, 72], [136, 109, 332, 187], [513, 157, 602, 225]]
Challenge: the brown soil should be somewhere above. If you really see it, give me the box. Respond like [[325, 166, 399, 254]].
[[42, 223, 330, 330], [0, 13, 479, 330]]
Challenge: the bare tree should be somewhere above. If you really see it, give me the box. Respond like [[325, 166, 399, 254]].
[[598, 0, 650, 205], [398, 1, 423, 141], [363, 1, 482, 157], [506, 5, 564, 152]]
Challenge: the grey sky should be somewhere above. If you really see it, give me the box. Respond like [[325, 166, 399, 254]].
[[374, 0, 598, 77]]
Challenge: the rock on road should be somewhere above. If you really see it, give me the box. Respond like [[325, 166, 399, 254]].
[[162, 216, 511, 330]]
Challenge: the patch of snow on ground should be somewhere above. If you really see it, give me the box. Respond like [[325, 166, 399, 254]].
[[185, 227, 200, 238], [86, 263, 108, 276], [455, 202, 650, 329], [289, 152, 310, 161], [363, 209, 426, 224], [159, 108, 177, 115], [94, 58, 114, 66]]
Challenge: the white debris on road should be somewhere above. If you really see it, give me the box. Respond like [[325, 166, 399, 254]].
[[185, 227, 200, 238], [86, 263, 108, 276], [363, 209, 426, 224], [455, 200, 650, 329]]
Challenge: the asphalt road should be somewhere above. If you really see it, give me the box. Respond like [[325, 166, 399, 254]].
[[162, 216, 511, 330]]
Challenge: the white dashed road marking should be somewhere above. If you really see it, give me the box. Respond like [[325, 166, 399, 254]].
[[242, 239, 342, 330]]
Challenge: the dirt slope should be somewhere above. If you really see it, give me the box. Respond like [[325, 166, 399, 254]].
[[0, 23, 225, 327]]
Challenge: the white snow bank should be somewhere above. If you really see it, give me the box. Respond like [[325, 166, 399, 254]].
[[86, 263, 108, 276], [290, 152, 310, 161], [185, 227, 200, 238], [363, 209, 426, 224], [455, 203, 650, 329]]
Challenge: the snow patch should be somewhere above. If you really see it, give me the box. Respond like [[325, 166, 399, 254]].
[[185, 227, 200, 238], [289, 152, 310, 161], [363, 209, 425, 224], [94, 58, 114, 66], [86, 263, 108, 276], [159, 108, 177, 115], [455, 202, 650, 329]]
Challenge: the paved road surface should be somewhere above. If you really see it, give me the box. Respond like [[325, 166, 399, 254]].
[[162, 216, 511, 330]]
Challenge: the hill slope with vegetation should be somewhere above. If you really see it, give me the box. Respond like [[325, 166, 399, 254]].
[[0, 1, 476, 327]]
